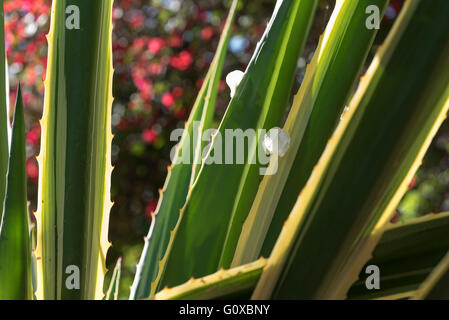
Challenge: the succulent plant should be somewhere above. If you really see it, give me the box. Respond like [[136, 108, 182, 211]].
[[2, 0, 449, 300]]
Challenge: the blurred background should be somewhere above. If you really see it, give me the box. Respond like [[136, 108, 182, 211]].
[[5, 0, 448, 297]]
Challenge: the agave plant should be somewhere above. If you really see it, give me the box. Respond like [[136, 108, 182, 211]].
[[1, 0, 449, 301]]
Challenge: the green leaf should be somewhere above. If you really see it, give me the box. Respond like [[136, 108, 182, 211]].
[[253, 0, 449, 299], [105, 257, 121, 300], [0, 0, 9, 220], [412, 211, 449, 299], [217, 0, 319, 270], [155, 212, 449, 300], [130, 0, 238, 299], [30, 222, 38, 300], [158, 0, 318, 292], [232, 0, 388, 266], [191, 0, 239, 182], [0, 86, 33, 300], [415, 250, 449, 299], [348, 212, 449, 300], [153, 258, 265, 300], [36, 0, 114, 300]]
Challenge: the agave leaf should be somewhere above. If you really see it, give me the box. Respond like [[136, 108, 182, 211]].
[[0, 87, 33, 300], [153, 211, 449, 300], [36, 0, 114, 300], [413, 212, 449, 299], [0, 0, 9, 219], [253, 0, 449, 299], [130, 0, 238, 300], [158, 0, 318, 292], [348, 212, 449, 300], [415, 250, 449, 299], [156, 212, 449, 300], [232, 0, 388, 266], [373, 291, 414, 300], [191, 0, 239, 182], [105, 257, 122, 300], [153, 258, 266, 300], [30, 223, 38, 300], [130, 73, 211, 299], [217, 0, 318, 270]]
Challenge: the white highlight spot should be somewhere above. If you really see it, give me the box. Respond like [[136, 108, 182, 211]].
[[226, 70, 244, 98], [297, 57, 306, 69], [340, 106, 350, 121], [263, 127, 290, 157]]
